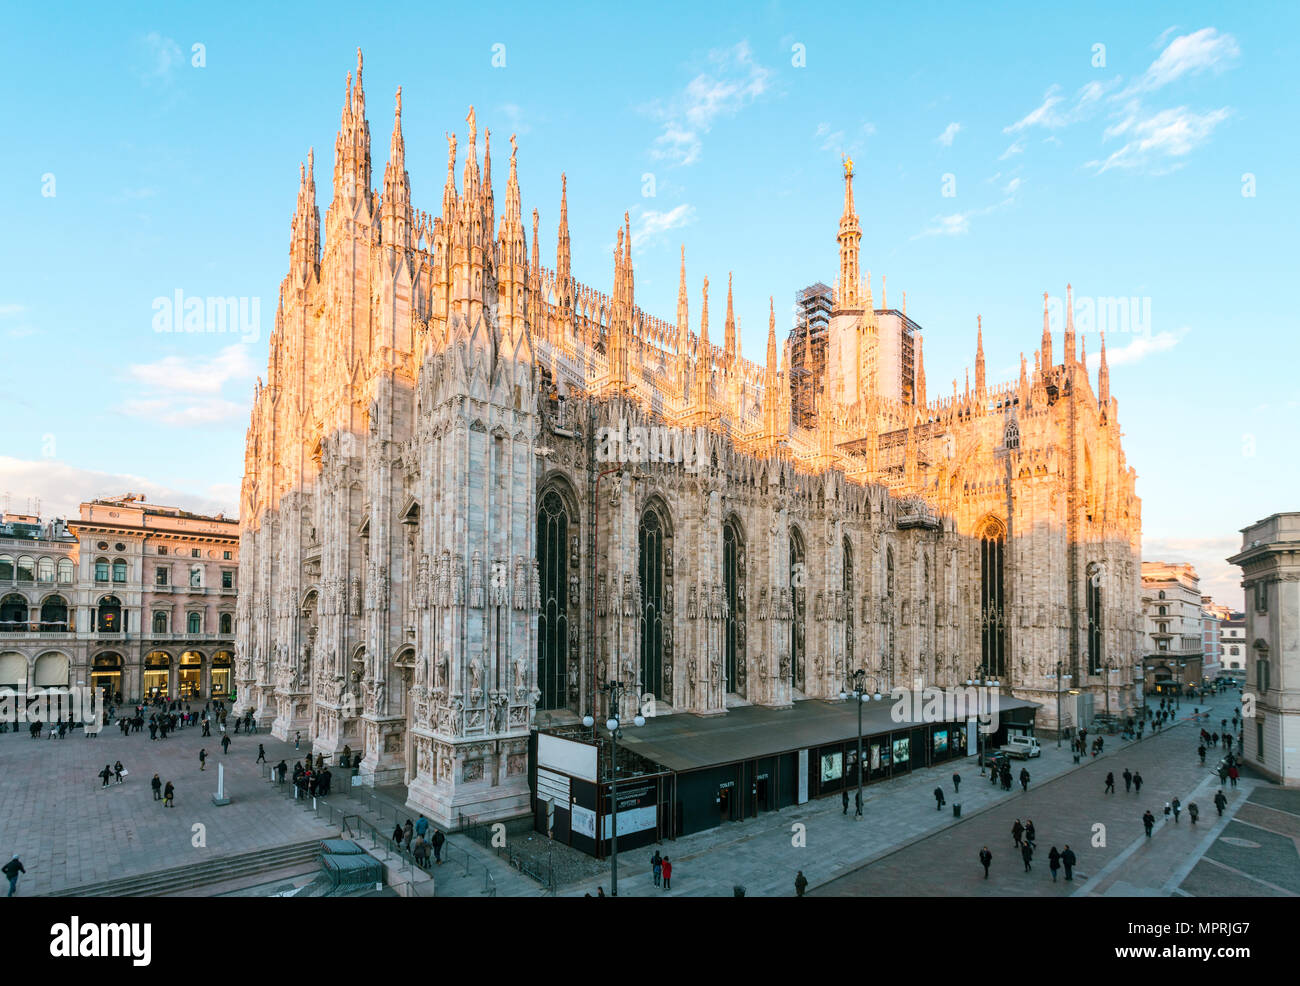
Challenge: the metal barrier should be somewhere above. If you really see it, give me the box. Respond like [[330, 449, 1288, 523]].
[[459, 811, 554, 893]]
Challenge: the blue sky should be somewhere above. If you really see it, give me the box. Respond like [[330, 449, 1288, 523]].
[[2, 1, 1297, 605]]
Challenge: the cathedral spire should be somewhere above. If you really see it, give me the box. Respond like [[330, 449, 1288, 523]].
[[1019, 351, 1029, 394], [380, 87, 412, 249], [290, 148, 320, 281], [975, 315, 986, 397], [834, 155, 863, 312], [1063, 283, 1076, 364], [1040, 290, 1053, 374], [695, 276, 711, 411], [676, 246, 690, 399], [331, 48, 373, 217], [1098, 331, 1110, 407], [915, 332, 926, 408], [556, 173, 571, 292], [462, 106, 480, 195], [723, 272, 736, 366]]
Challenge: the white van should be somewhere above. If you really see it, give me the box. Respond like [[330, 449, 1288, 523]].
[[1000, 736, 1042, 759]]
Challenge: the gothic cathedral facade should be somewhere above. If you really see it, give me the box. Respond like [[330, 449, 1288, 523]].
[[236, 52, 1144, 825]]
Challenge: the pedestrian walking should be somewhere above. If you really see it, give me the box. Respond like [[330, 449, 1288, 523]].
[[431, 828, 445, 864], [151, 773, 162, 800], [933, 786, 946, 810], [1061, 845, 1076, 881], [1143, 810, 1155, 836], [794, 870, 808, 897], [199, 748, 207, 771], [1019, 767, 1030, 792], [221, 733, 231, 755], [979, 846, 992, 878], [855, 789, 862, 817], [295, 730, 301, 750], [1104, 772, 1115, 794], [1122, 768, 1133, 793], [392, 823, 404, 851], [1133, 771, 1143, 794], [113, 761, 124, 784], [412, 835, 429, 867], [1198, 745, 1206, 765], [842, 788, 849, 815], [1188, 802, 1199, 825], [1048, 846, 1061, 882], [256, 744, 267, 764], [2, 855, 24, 897], [98, 764, 112, 788], [1172, 797, 1182, 823], [952, 771, 961, 793], [1024, 820, 1036, 849], [415, 815, 429, 841], [661, 856, 672, 891], [651, 850, 663, 886], [163, 781, 174, 807], [1011, 818, 1023, 848], [1228, 765, 1239, 788], [403, 819, 414, 849], [1021, 842, 1033, 872]]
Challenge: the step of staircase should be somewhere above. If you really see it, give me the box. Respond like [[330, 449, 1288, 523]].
[[43, 838, 329, 898]]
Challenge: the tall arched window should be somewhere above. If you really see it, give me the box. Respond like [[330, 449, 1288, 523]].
[[187, 612, 201, 634], [536, 487, 572, 711], [0, 555, 13, 580], [638, 502, 669, 701], [979, 519, 1006, 678], [219, 612, 233, 635], [0, 594, 28, 631], [1086, 562, 1104, 674], [57, 559, 74, 584], [98, 595, 122, 633], [153, 611, 168, 633], [37, 558, 55, 582], [40, 595, 68, 631], [723, 518, 744, 693], [790, 527, 806, 692], [16, 557, 34, 582], [843, 537, 854, 681], [111, 559, 127, 583]]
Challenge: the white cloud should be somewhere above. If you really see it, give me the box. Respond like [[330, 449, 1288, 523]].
[[937, 122, 961, 147], [0, 304, 25, 317], [1083, 328, 1185, 368], [814, 122, 846, 152], [1004, 86, 1066, 133], [912, 198, 1013, 239], [1126, 27, 1240, 96], [1003, 176, 1023, 195], [647, 42, 773, 166], [1088, 106, 1230, 173], [998, 138, 1026, 160], [628, 205, 696, 250], [127, 343, 256, 396], [0, 456, 238, 521], [136, 32, 185, 86]]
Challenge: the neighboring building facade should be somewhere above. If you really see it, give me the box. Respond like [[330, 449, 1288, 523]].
[[1200, 596, 1222, 680], [1220, 611, 1247, 674], [236, 52, 1145, 827], [1141, 562, 1204, 693], [0, 496, 238, 702], [1228, 513, 1300, 786]]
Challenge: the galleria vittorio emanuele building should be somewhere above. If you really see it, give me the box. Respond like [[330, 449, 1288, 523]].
[[236, 52, 1144, 826]]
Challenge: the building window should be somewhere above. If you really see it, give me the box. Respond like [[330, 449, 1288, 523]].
[[95, 559, 109, 582], [187, 612, 201, 634], [1256, 656, 1270, 692], [1158, 605, 1166, 616], [723, 517, 744, 694], [111, 560, 127, 583], [1158, 639, 1168, 651], [0, 555, 11, 580], [1254, 581, 1268, 613], [223, 550, 232, 560], [98, 596, 122, 633], [980, 519, 1007, 678], [155, 567, 169, 587], [16, 556, 34, 582], [0, 594, 29, 630], [39, 595, 68, 631], [638, 501, 669, 702], [790, 527, 807, 691], [1158, 622, 1167, 634], [190, 567, 203, 588], [1256, 721, 1264, 762], [158, 546, 168, 555], [57, 559, 73, 584], [1086, 563, 1103, 675], [37, 558, 55, 583], [219, 612, 233, 635], [536, 487, 571, 712], [221, 570, 234, 589], [191, 548, 200, 559], [153, 612, 168, 633]]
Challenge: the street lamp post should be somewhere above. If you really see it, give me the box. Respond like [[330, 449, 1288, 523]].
[[839, 670, 884, 818], [965, 665, 1001, 772], [583, 679, 645, 897], [1045, 661, 1072, 748]]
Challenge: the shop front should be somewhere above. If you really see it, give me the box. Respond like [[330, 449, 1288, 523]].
[[211, 651, 233, 699], [90, 653, 122, 701], [179, 651, 203, 699], [143, 651, 171, 698]]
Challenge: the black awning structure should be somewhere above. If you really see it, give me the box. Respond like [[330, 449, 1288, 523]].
[[615, 692, 1041, 774]]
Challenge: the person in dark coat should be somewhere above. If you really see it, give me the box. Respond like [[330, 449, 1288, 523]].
[[98, 764, 112, 788], [1021, 841, 1033, 872], [1171, 797, 1182, 823], [163, 781, 175, 807], [392, 822, 404, 851], [199, 748, 207, 771], [1143, 810, 1155, 836], [842, 788, 849, 815], [1122, 768, 1133, 792], [854, 789, 862, 817], [1061, 845, 1077, 881], [1198, 744, 1206, 765], [275, 760, 288, 784], [3, 855, 25, 897], [1104, 772, 1115, 794], [651, 851, 663, 886], [431, 828, 446, 864], [1024, 820, 1036, 849], [221, 733, 231, 754], [1048, 846, 1061, 881], [1188, 802, 1199, 825], [1019, 767, 1031, 792], [933, 786, 945, 810], [256, 743, 267, 764], [1011, 819, 1023, 847], [952, 771, 961, 793], [403, 819, 414, 848], [1214, 790, 1227, 816], [151, 773, 162, 799], [1133, 771, 1144, 794], [979, 846, 992, 878], [794, 870, 808, 896]]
